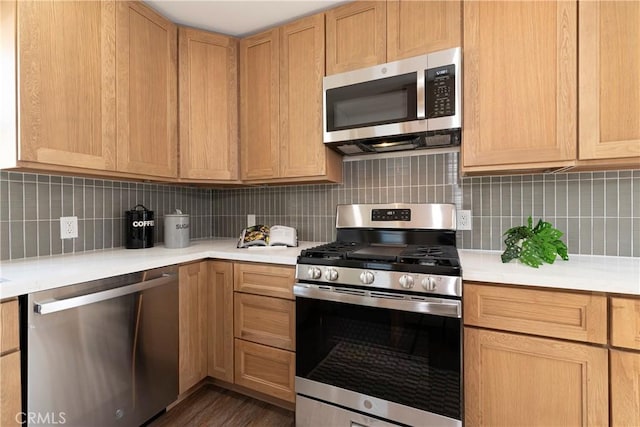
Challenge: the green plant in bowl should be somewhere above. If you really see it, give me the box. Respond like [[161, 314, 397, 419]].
[[501, 217, 569, 268]]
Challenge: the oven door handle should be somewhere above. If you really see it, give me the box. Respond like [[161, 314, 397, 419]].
[[294, 283, 461, 318]]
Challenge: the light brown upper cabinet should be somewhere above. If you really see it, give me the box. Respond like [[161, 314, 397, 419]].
[[1, 0, 117, 174], [179, 28, 239, 182], [325, 1, 386, 75], [461, 1, 577, 175], [326, 1, 461, 75], [116, 1, 178, 178], [578, 1, 640, 169], [279, 14, 342, 181], [2, 1, 179, 181], [387, 0, 461, 62], [240, 29, 280, 181], [240, 14, 341, 183]]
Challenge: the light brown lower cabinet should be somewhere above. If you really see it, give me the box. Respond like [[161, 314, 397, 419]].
[[0, 351, 21, 427], [207, 261, 234, 383], [610, 296, 640, 350], [234, 338, 295, 403], [464, 328, 609, 426], [179, 262, 208, 393], [611, 350, 640, 426], [234, 262, 295, 299], [0, 298, 20, 427], [234, 292, 295, 350], [232, 262, 296, 403]]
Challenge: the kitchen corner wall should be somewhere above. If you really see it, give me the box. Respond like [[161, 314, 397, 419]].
[[2, 152, 639, 261]]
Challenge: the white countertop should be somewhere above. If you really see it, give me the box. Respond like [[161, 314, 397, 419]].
[[459, 249, 640, 296], [1, 240, 639, 299], [0, 239, 317, 299]]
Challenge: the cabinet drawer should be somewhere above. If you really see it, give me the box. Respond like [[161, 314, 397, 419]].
[[611, 297, 640, 350], [464, 283, 607, 344], [234, 339, 295, 403], [234, 263, 295, 299], [0, 300, 19, 355], [1, 351, 21, 426], [234, 293, 295, 350], [611, 349, 640, 427]]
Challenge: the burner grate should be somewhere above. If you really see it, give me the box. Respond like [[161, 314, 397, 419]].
[[300, 242, 364, 260], [298, 241, 461, 276]]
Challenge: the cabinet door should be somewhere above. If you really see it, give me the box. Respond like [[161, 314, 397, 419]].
[[179, 28, 239, 181], [462, 1, 577, 173], [0, 352, 21, 426], [387, 0, 461, 61], [234, 339, 295, 403], [579, 1, 640, 161], [17, 0, 116, 171], [240, 29, 279, 180], [116, 1, 177, 178], [234, 293, 295, 350], [611, 350, 640, 427], [279, 14, 327, 179], [207, 261, 234, 383], [325, 1, 386, 75], [233, 262, 295, 300], [465, 328, 608, 426], [178, 262, 208, 393], [0, 300, 19, 355], [611, 296, 640, 350]]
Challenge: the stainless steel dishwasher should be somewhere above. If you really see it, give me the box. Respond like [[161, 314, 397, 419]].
[[26, 265, 179, 427]]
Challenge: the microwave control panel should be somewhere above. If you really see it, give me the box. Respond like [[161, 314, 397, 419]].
[[426, 64, 456, 119]]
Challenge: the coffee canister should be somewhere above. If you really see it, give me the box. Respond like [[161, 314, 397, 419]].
[[164, 209, 190, 249], [125, 204, 154, 249]]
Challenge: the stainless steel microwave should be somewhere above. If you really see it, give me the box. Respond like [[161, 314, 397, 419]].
[[323, 47, 462, 155]]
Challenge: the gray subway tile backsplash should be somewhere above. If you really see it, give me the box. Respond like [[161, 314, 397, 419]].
[[1, 151, 639, 261], [0, 173, 214, 260]]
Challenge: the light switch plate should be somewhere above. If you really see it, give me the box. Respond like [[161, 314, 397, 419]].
[[247, 214, 256, 227]]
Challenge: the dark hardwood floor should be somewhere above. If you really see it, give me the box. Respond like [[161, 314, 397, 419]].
[[150, 385, 295, 427]]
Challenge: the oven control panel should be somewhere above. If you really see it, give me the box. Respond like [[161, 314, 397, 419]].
[[371, 209, 411, 221], [296, 264, 461, 298]]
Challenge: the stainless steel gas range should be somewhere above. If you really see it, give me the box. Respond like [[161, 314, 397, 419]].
[[294, 203, 462, 427]]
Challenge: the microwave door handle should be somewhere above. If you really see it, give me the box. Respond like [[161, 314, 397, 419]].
[[417, 71, 426, 119]]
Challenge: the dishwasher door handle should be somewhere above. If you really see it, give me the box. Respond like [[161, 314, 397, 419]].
[[34, 273, 178, 315]]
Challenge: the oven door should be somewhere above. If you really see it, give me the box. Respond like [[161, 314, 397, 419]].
[[294, 283, 462, 427]]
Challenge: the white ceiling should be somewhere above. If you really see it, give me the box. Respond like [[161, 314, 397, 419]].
[[144, 0, 351, 37]]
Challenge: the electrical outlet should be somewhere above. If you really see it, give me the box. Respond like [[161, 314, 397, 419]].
[[247, 214, 256, 227], [60, 216, 78, 239], [457, 210, 472, 231]]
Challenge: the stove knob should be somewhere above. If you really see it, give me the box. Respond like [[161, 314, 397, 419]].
[[307, 267, 322, 280], [325, 268, 339, 281], [359, 271, 375, 285], [399, 275, 414, 289], [422, 276, 437, 292]]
